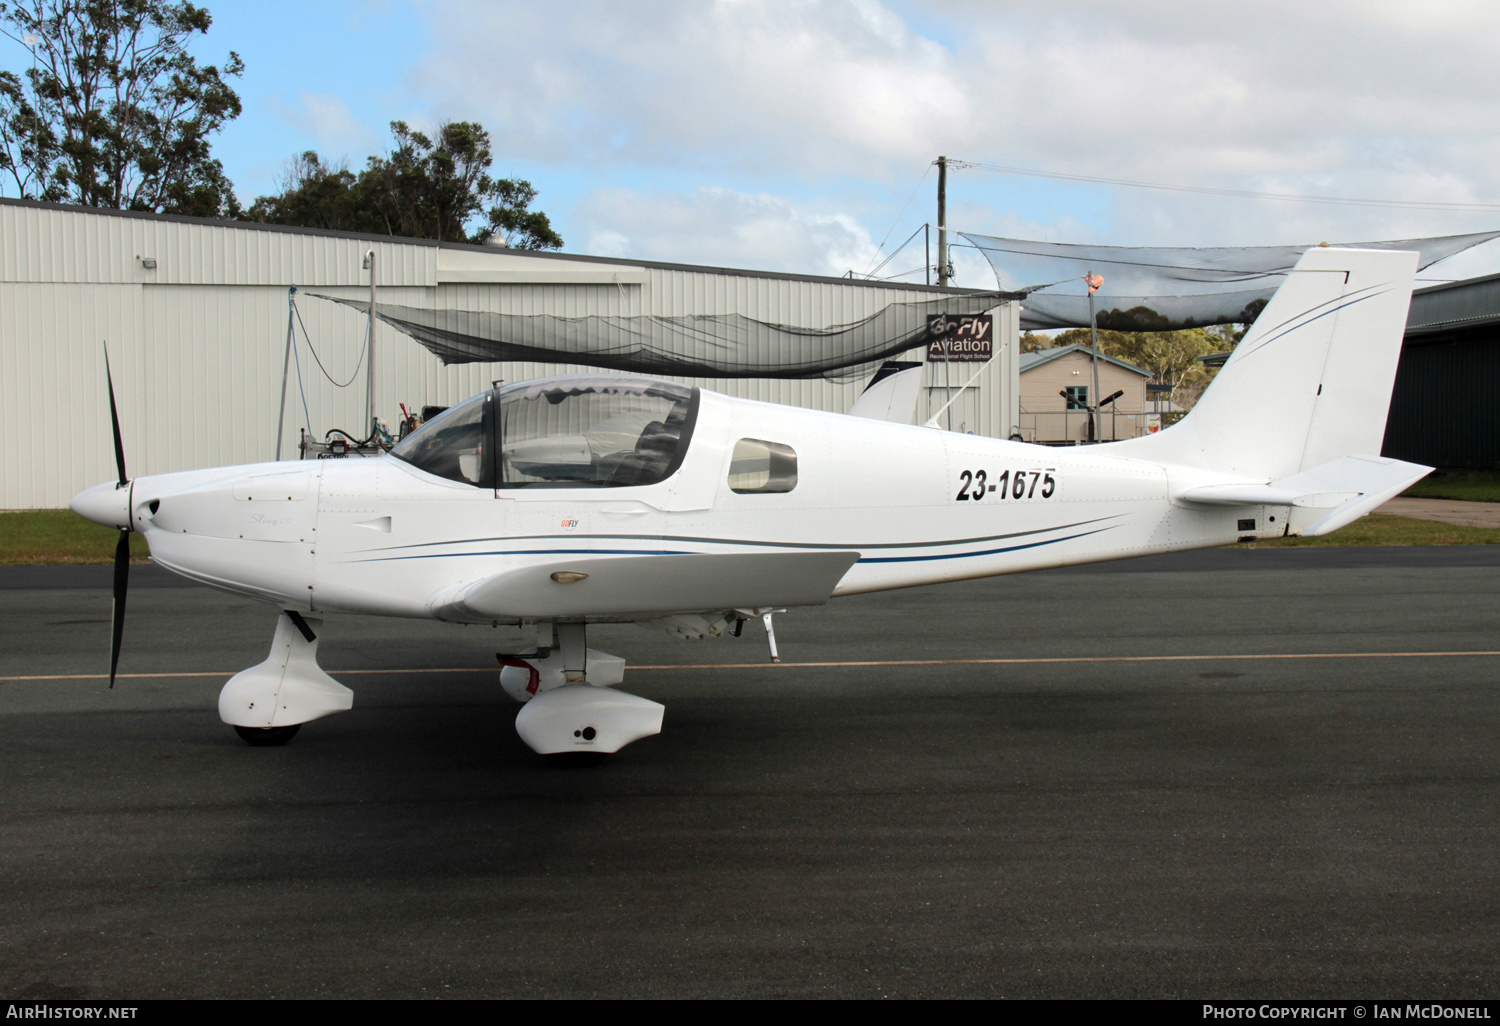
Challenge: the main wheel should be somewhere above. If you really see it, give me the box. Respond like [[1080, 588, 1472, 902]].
[[542, 751, 609, 768], [233, 723, 301, 747]]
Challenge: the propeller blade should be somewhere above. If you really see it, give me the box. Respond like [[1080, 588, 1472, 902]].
[[109, 527, 129, 689], [104, 344, 127, 488]]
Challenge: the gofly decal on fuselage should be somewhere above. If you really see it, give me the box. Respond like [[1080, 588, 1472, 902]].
[[70, 248, 1433, 759]]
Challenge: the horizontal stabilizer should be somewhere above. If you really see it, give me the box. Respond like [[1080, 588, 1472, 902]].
[[1178, 484, 1334, 507], [1281, 454, 1433, 536], [431, 550, 861, 621], [1178, 454, 1431, 536]]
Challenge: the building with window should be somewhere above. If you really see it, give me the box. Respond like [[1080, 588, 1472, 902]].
[[1017, 345, 1152, 443]]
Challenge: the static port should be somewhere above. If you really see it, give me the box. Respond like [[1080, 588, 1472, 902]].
[[582, 727, 597, 741]]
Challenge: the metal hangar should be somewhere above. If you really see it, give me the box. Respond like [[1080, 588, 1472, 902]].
[[0, 198, 1018, 509]]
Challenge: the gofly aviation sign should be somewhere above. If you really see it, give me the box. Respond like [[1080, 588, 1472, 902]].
[[926, 314, 993, 361]]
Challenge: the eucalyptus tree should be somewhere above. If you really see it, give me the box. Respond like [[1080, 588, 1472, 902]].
[[0, 0, 243, 216]]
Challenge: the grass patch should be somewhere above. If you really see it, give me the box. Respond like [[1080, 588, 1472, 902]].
[[1401, 470, 1500, 503], [0, 509, 152, 565], [1234, 513, 1500, 548]]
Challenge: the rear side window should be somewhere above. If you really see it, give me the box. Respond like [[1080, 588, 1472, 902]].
[[728, 438, 797, 494]]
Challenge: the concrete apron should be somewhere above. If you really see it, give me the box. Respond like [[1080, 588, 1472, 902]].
[[1377, 496, 1500, 529]]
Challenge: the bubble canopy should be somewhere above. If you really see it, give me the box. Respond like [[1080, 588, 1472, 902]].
[[390, 376, 700, 489]]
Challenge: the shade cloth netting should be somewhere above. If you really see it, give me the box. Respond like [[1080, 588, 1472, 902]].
[[311, 291, 1017, 381], [959, 230, 1500, 331]]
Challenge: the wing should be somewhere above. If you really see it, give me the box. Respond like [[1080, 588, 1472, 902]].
[[429, 550, 861, 622]]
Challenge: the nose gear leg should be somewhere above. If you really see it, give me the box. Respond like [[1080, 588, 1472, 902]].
[[219, 610, 353, 743]]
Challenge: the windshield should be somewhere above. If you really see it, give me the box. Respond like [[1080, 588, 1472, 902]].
[[499, 376, 697, 488], [390, 391, 492, 486], [390, 377, 698, 489]]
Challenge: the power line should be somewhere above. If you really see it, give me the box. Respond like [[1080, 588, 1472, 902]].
[[864, 224, 925, 280], [864, 164, 934, 276], [947, 160, 1500, 213]]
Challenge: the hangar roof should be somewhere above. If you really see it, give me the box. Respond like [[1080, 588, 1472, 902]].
[[0, 196, 1004, 296], [1407, 271, 1500, 338]]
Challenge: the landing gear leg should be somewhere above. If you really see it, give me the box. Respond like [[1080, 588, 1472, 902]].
[[219, 610, 352, 745], [505, 621, 663, 762]]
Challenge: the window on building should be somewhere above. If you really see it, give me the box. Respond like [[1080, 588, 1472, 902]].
[[1064, 386, 1089, 410], [728, 438, 797, 494]]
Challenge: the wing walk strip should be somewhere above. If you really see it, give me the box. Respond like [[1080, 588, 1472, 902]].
[[7, 650, 1500, 682]]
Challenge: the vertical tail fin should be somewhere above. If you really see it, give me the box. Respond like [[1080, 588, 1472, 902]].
[[1110, 247, 1418, 480]]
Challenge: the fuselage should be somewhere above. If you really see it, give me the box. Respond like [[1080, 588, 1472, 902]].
[[74, 382, 1287, 623]]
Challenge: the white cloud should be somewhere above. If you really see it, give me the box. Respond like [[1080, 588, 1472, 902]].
[[268, 92, 376, 157], [406, 0, 1500, 272], [578, 186, 880, 277], [411, 0, 970, 176]]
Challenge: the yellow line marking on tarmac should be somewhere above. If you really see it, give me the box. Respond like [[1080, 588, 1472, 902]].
[[5, 650, 1500, 682]]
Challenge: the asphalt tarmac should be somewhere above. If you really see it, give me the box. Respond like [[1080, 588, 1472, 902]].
[[3, 547, 1499, 999]]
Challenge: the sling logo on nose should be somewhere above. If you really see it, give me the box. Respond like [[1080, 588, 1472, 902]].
[[560, 518, 579, 530]]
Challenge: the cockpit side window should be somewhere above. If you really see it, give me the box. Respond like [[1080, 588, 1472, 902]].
[[728, 438, 797, 493], [497, 377, 698, 488], [389, 392, 493, 487]]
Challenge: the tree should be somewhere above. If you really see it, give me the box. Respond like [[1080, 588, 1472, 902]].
[[245, 120, 564, 250], [244, 150, 381, 235], [0, 0, 243, 216], [1019, 331, 1052, 353], [1053, 325, 1225, 407]]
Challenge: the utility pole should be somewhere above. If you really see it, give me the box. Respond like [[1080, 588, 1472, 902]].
[[935, 156, 952, 424], [363, 249, 377, 440], [936, 156, 949, 288], [275, 287, 295, 461], [1087, 273, 1103, 443]]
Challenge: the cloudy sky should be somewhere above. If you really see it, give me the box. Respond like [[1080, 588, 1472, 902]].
[[13, 0, 1500, 288]]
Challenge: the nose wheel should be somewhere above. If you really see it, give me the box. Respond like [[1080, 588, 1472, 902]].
[[233, 723, 301, 747], [542, 751, 610, 768]]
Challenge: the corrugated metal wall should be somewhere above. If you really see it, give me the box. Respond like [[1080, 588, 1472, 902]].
[[1382, 274, 1500, 470], [1, 200, 1017, 508], [1383, 332, 1500, 469]]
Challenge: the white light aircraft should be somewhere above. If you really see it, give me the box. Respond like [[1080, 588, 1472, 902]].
[[71, 248, 1431, 762]]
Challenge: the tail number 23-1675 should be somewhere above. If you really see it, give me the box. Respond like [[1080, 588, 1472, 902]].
[[956, 468, 1057, 501]]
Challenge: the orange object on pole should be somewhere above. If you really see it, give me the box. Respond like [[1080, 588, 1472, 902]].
[[1085, 274, 1103, 293]]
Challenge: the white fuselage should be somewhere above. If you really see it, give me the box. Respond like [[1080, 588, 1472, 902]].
[[117, 388, 1282, 623]]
